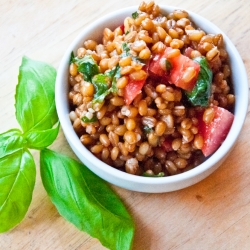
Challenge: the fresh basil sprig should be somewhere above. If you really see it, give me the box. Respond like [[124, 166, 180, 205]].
[[40, 149, 135, 250], [185, 56, 213, 107], [0, 56, 135, 250], [0, 56, 58, 233]]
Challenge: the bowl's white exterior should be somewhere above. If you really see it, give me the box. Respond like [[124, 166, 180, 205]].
[[56, 6, 248, 193]]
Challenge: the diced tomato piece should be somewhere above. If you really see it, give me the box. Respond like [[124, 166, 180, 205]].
[[161, 138, 173, 152], [120, 24, 125, 34], [198, 106, 234, 157], [183, 47, 194, 58], [142, 59, 150, 74], [148, 47, 200, 91], [148, 53, 165, 77], [165, 50, 200, 91], [124, 79, 146, 106], [123, 65, 148, 105]]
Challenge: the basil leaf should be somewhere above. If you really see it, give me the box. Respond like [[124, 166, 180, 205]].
[[69, 51, 75, 64], [0, 129, 24, 158], [92, 91, 109, 104], [0, 148, 36, 233], [24, 121, 60, 149], [143, 126, 153, 134], [186, 56, 213, 107], [15, 56, 58, 133], [122, 42, 130, 57], [92, 74, 109, 99], [143, 172, 165, 177], [106, 65, 121, 80], [81, 115, 98, 123], [109, 65, 121, 94], [166, 60, 172, 71], [121, 42, 145, 65], [74, 55, 99, 82], [132, 11, 139, 19], [92, 66, 121, 103], [40, 149, 135, 250]]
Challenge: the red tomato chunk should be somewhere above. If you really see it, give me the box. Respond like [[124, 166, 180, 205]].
[[198, 106, 234, 157], [149, 47, 200, 91], [124, 79, 146, 105]]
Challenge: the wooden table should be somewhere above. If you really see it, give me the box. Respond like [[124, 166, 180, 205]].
[[1, 0, 250, 249]]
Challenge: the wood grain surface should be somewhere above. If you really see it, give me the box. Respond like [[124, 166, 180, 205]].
[[0, 0, 250, 249]]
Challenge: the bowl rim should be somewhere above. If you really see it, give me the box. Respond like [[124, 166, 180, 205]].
[[56, 5, 249, 192]]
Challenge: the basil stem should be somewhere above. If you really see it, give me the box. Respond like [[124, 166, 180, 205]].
[[0, 57, 59, 233]]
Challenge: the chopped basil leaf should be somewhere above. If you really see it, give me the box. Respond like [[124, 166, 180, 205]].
[[132, 11, 139, 19], [92, 74, 109, 100], [143, 172, 165, 177], [92, 92, 108, 104], [143, 126, 153, 134], [121, 42, 130, 57], [106, 64, 121, 80], [185, 56, 213, 107], [166, 60, 172, 71], [81, 114, 98, 123], [121, 42, 145, 65], [125, 30, 130, 35], [70, 51, 75, 64], [109, 65, 121, 93], [73, 55, 99, 82], [92, 65, 121, 103]]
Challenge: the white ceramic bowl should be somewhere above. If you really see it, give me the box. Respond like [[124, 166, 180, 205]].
[[56, 5, 248, 193]]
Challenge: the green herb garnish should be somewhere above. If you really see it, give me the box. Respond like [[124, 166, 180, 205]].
[[121, 42, 131, 57], [109, 64, 121, 93], [92, 74, 110, 100], [92, 65, 121, 103], [166, 60, 172, 71], [121, 42, 145, 65], [185, 56, 213, 107], [132, 11, 139, 19], [81, 114, 98, 123], [69, 51, 75, 64], [143, 172, 165, 177], [143, 126, 153, 134], [72, 54, 99, 82]]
